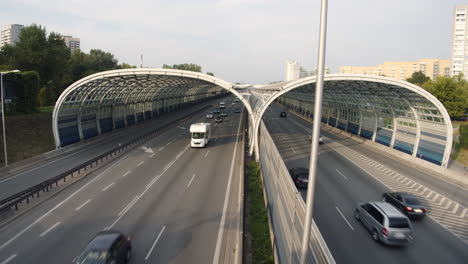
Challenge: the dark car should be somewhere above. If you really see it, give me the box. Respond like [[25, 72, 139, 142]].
[[213, 109, 221, 114], [382, 192, 427, 219], [280, 111, 287, 118], [234, 109, 241, 113], [76, 231, 132, 264], [288, 167, 309, 188], [215, 116, 223, 123], [221, 112, 228, 117]]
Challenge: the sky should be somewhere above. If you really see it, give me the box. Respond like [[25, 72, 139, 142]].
[[0, 0, 466, 84]]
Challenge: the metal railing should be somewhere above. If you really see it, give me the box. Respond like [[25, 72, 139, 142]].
[[259, 121, 335, 264], [0, 105, 211, 214]]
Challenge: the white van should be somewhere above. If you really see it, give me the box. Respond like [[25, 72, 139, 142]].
[[190, 123, 211, 148]]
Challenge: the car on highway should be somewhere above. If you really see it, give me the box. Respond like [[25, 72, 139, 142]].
[[219, 105, 225, 109], [213, 109, 221, 114], [221, 112, 228, 117], [206, 112, 214, 119], [76, 230, 132, 264], [215, 116, 223, 123], [382, 192, 427, 219], [280, 111, 287, 118], [288, 167, 309, 188], [308, 134, 324, 144], [234, 99, 239, 103], [234, 108, 241, 113], [354, 201, 413, 246]]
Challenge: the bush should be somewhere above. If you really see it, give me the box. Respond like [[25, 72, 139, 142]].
[[2, 71, 40, 113]]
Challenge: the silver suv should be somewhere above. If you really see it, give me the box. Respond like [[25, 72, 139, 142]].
[[354, 201, 413, 246]]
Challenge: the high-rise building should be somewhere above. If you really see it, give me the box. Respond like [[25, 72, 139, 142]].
[[285, 59, 300, 81], [339, 59, 450, 80], [451, 5, 468, 78], [63, 35, 80, 52], [0, 24, 24, 48]]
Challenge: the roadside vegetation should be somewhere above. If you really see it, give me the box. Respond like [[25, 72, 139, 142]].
[[246, 160, 274, 264], [453, 121, 468, 166]]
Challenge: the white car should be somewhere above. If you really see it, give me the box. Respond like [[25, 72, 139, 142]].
[[206, 113, 214, 119]]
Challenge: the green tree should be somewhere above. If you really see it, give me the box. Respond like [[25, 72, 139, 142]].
[[206, 72, 214, 76], [162, 63, 202, 72], [423, 75, 468, 119], [407, 71, 430, 86], [2, 71, 40, 113], [119, 63, 136, 69]]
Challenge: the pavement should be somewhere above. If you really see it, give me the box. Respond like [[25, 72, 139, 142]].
[[262, 104, 468, 264], [0, 98, 244, 264]]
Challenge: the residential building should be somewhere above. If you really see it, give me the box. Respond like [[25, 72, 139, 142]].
[[339, 59, 451, 80], [285, 59, 300, 81], [451, 5, 468, 78], [285, 59, 330, 81], [0, 24, 24, 48], [63, 35, 80, 52]]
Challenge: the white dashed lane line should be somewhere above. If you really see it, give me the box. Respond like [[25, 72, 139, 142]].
[[204, 150, 210, 158], [102, 182, 115, 192], [122, 171, 131, 177], [187, 174, 196, 188], [39, 222, 61, 237], [150, 153, 155, 158], [145, 226, 166, 261], [0, 254, 17, 264], [75, 199, 91, 211], [137, 161, 144, 167], [336, 169, 348, 180], [336, 207, 354, 230]]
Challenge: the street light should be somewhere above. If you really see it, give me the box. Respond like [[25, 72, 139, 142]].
[[0, 69, 20, 166]]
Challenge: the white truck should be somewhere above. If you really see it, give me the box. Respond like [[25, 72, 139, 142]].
[[190, 123, 211, 148]]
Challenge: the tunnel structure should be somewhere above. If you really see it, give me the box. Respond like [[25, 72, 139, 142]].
[[249, 74, 453, 167], [52, 68, 253, 148]]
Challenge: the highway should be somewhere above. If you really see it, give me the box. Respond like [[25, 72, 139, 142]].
[[0, 98, 244, 263], [263, 104, 468, 264]]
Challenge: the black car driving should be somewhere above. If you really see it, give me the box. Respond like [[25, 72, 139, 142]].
[[382, 192, 427, 219], [76, 231, 132, 264], [288, 167, 309, 188]]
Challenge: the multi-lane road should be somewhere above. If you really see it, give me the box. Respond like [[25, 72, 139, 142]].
[[0, 98, 244, 263], [263, 104, 468, 264]]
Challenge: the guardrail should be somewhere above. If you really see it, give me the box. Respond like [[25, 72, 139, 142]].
[[0, 105, 211, 214], [259, 121, 335, 264]]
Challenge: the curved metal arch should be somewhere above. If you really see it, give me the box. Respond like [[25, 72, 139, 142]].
[[251, 74, 453, 168], [53, 68, 254, 148]]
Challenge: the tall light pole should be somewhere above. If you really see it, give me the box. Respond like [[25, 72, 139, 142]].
[[0, 70, 20, 166], [300, 0, 328, 263]]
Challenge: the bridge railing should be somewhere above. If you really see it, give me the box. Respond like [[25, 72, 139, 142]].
[[259, 121, 335, 264]]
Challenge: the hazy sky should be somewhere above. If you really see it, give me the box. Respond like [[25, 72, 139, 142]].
[[0, 0, 466, 84]]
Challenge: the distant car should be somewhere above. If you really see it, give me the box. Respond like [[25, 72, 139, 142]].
[[288, 168, 309, 188], [215, 116, 223, 123], [219, 105, 225, 109], [355, 201, 413, 246], [234, 99, 239, 103], [76, 230, 132, 264], [206, 112, 214, 119], [308, 134, 324, 144], [221, 112, 228, 117], [382, 192, 427, 219], [214, 109, 221, 114], [234, 109, 241, 113], [280, 111, 287, 118]]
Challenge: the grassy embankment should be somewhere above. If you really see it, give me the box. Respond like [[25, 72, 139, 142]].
[[0, 110, 55, 166], [453, 121, 468, 166], [247, 160, 274, 264]]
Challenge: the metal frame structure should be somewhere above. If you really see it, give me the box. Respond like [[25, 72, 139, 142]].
[[52, 68, 254, 148], [250, 74, 453, 168]]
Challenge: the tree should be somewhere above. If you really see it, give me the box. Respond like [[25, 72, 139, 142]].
[[206, 72, 214, 76], [2, 71, 40, 113], [422, 75, 468, 119], [162, 63, 202, 72], [407, 71, 430, 86], [119, 63, 136, 69]]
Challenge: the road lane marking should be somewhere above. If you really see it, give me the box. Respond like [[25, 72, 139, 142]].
[[102, 182, 115, 192], [145, 226, 166, 261], [0, 255, 16, 264], [187, 174, 196, 188], [205, 150, 210, 158], [291, 147, 296, 154], [158, 147, 164, 151], [118, 195, 140, 216], [336, 169, 348, 180], [107, 145, 190, 230], [122, 171, 131, 177], [0, 155, 125, 251], [75, 199, 91, 211], [336, 207, 354, 230], [40, 222, 61, 237], [150, 153, 155, 158], [213, 109, 243, 264], [137, 161, 144, 167], [166, 141, 172, 146]]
